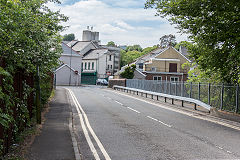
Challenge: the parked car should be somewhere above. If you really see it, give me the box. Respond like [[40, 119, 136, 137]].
[[96, 79, 108, 85]]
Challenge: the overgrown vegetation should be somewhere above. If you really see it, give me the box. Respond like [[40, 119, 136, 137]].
[[0, 0, 67, 156], [120, 64, 136, 79]]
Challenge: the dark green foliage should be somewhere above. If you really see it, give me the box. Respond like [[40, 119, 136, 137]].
[[63, 33, 75, 41], [120, 64, 136, 79], [120, 45, 158, 67], [0, 0, 67, 155], [126, 45, 142, 52], [107, 41, 116, 47], [145, 0, 240, 84]]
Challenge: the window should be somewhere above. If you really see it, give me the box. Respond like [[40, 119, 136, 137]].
[[138, 63, 143, 69], [107, 65, 110, 69], [109, 55, 112, 61], [92, 62, 94, 70], [85, 63, 87, 69], [81, 63, 83, 70], [169, 63, 177, 72], [88, 62, 90, 70], [110, 65, 112, 69], [170, 77, 179, 82], [151, 67, 156, 72], [153, 76, 162, 81]]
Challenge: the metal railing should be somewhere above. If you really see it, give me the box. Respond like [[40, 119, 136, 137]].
[[113, 85, 211, 111], [126, 79, 240, 113]]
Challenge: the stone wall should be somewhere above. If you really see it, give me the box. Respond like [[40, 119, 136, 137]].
[[108, 79, 126, 88]]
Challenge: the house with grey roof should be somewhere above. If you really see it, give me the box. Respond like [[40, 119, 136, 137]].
[[54, 42, 82, 86], [64, 28, 120, 84]]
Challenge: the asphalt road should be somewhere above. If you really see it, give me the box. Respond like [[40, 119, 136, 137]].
[[66, 85, 240, 160]]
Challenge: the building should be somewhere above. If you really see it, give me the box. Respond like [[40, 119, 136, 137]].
[[143, 46, 191, 82], [65, 28, 120, 84], [54, 42, 82, 86]]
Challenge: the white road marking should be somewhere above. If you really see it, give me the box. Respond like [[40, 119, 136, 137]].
[[115, 100, 123, 106], [67, 89, 100, 160], [127, 107, 141, 114], [216, 146, 223, 150], [147, 116, 158, 122], [67, 89, 111, 160], [107, 97, 112, 100], [147, 116, 172, 128], [227, 150, 232, 154], [108, 89, 240, 131]]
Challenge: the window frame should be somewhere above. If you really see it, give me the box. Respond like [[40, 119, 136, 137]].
[[153, 76, 162, 81]]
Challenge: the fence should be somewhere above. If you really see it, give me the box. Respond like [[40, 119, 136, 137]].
[[126, 79, 240, 113]]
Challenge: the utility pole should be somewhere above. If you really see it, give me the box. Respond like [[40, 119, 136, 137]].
[[69, 43, 73, 86]]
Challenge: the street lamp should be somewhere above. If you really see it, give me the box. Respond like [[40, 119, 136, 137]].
[[69, 43, 73, 86]]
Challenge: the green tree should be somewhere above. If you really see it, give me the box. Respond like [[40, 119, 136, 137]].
[[107, 41, 116, 47], [145, 0, 240, 84], [120, 64, 136, 79], [159, 34, 176, 48], [0, 0, 67, 154], [63, 33, 75, 41], [121, 50, 142, 66], [120, 45, 158, 67], [126, 45, 142, 52], [175, 41, 192, 51]]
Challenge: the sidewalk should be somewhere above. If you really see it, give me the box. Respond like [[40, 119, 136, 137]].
[[26, 88, 75, 160]]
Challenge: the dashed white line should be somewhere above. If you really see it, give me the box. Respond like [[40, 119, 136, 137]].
[[147, 116, 172, 128], [147, 116, 158, 122], [108, 89, 240, 131], [115, 100, 123, 105], [127, 107, 141, 114], [216, 146, 224, 150], [226, 150, 232, 154]]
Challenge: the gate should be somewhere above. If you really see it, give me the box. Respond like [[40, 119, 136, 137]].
[[81, 72, 97, 85]]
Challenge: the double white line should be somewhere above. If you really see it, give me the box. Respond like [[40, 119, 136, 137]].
[[67, 88, 111, 160]]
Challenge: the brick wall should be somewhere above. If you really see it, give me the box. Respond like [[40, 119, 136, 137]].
[[108, 79, 126, 88]]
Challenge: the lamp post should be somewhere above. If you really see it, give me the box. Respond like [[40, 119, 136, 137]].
[[97, 53, 99, 78], [69, 43, 73, 86]]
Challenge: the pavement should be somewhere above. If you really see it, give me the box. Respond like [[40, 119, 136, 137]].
[[26, 88, 75, 160]]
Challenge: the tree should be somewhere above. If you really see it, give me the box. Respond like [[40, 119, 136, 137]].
[[63, 33, 75, 41], [126, 45, 142, 52], [159, 34, 176, 48], [174, 41, 192, 51], [145, 0, 240, 84], [120, 45, 158, 67], [107, 41, 116, 47], [120, 64, 136, 79], [121, 50, 142, 66], [0, 0, 67, 154]]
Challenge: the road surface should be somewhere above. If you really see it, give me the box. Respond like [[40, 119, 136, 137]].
[[66, 86, 240, 160]]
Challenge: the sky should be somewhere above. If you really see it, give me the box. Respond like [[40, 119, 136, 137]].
[[47, 0, 189, 48]]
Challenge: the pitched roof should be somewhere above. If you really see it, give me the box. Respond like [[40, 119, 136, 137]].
[[71, 41, 93, 52], [61, 42, 81, 56], [82, 49, 108, 60], [54, 64, 79, 75], [154, 46, 191, 62], [134, 47, 165, 64]]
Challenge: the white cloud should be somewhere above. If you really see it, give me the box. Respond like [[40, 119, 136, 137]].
[[47, 0, 188, 48]]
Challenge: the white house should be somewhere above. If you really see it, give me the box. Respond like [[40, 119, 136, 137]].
[[65, 28, 120, 84], [54, 42, 82, 86]]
